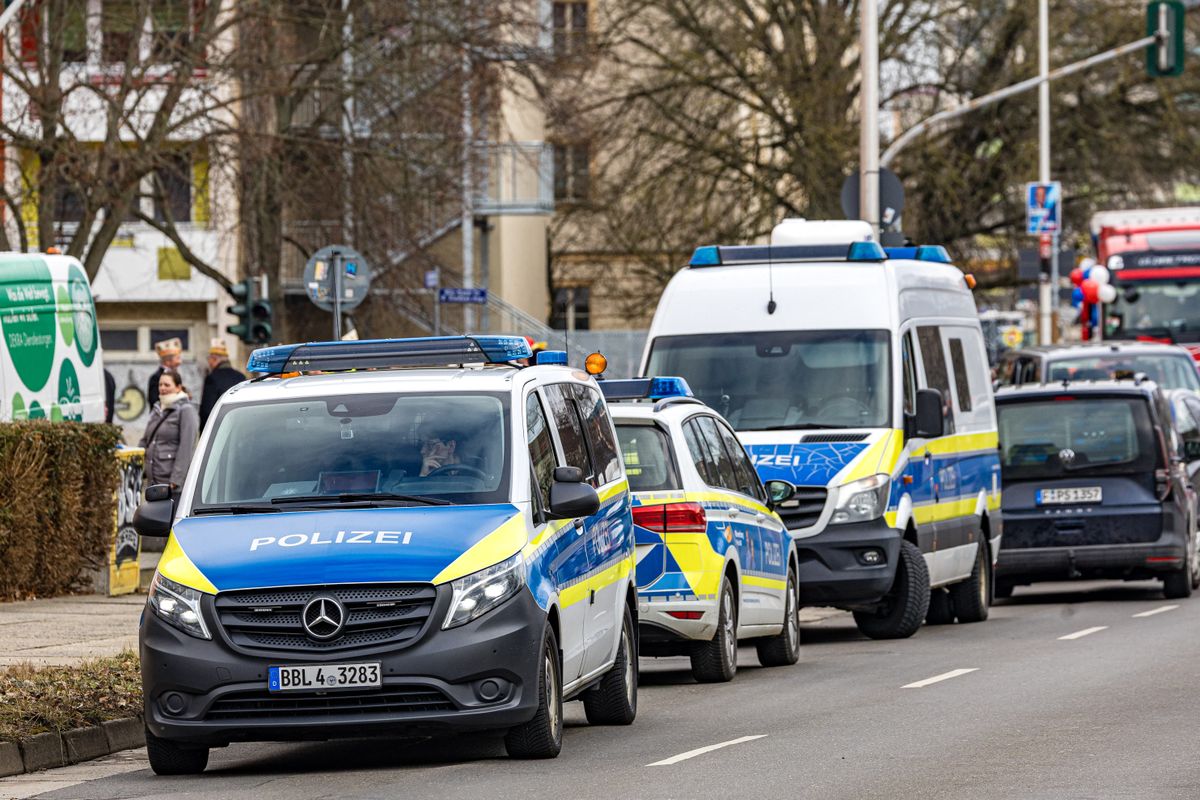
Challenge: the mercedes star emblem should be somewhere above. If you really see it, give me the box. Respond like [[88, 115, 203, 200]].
[[302, 596, 346, 640]]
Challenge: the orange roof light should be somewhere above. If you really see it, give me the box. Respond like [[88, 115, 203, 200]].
[[585, 352, 608, 376], [45, 246, 62, 255], [964, 273, 977, 290]]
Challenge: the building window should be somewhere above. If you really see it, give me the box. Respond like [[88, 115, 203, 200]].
[[553, 143, 590, 203], [102, 0, 140, 63], [552, 1, 588, 56], [53, 184, 86, 224], [153, 152, 192, 222], [550, 286, 590, 331], [103, 0, 195, 64], [62, 2, 88, 63], [151, 0, 191, 61], [99, 328, 139, 352]]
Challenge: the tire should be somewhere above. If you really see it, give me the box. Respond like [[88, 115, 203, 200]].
[[853, 540, 930, 640], [756, 566, 801, 667], [504, 625, 563, 759], [1190, 532, 1200, 591], [583, 605, 637, 725], [1163, 549, 1194, 600], [690, 576, 737, 682], [925, 588, 955, 625], [949, 539, 991, 623], [145, 729, 208, 776]]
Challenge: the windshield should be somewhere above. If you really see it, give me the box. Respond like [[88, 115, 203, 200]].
[[646, 330, 891, 431], [1109, 282, 1200, 341], [998, 397, 1158, 481], [1045, 354, 1200, 391], [195, 392, 510, 510]]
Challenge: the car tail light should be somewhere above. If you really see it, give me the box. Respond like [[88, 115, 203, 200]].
[[666, 611, 703, 620], [632, 502, 707, 533]]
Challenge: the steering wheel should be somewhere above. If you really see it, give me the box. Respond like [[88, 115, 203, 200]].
[[425, 464, 488, 480], [816, 396, 872, 423]]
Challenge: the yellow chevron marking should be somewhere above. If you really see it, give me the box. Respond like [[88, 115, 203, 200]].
[[560, 554, 634, 608], [157, 533, 218, 595], [741, 574, 787, 591], [432, 512, 528, 585]]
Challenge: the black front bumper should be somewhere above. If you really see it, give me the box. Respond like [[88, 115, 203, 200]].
[[141, 586, 545, 747], [792, 518, 902, 607]]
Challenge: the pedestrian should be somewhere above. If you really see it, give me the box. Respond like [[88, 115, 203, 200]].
[[103, 368, 116, 425], [139, 369, 199, 495], [199, 338, 246, 428], [147, 337, 183, 409]]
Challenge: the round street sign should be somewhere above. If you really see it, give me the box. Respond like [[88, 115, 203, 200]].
[[1002, 326, 1024, 348], [304, 245, 372, 312]]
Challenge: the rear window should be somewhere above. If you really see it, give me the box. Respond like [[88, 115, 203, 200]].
[[998, 396, 1159, 481], [615, 424, 680, 492], [1045, 354, 1200, 391]]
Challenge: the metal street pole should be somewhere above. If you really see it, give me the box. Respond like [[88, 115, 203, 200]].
[[859, 0, 880, 234], [332, 251, 344, 340], [1037, 0, 1054, 346], [460, 0, 476, 332]]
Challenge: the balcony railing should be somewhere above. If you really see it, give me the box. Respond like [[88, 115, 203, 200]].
[[473, 141, 554, 216]]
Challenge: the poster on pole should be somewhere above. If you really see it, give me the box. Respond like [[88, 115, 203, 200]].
[[1026, 182, 1062, 235]]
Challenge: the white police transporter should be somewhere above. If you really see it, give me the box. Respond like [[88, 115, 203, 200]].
[[604, 377, 800, 682], [641, 220, 1002, 639], [133, 336, 636, 772]]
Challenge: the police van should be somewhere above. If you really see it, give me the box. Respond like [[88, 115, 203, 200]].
[[641, 220, 1002, 639], [132, 336, 637, 771], [603, 377, 799, 682]]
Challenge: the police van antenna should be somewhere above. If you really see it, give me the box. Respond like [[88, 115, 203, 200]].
[[767, 246, 778, 315]]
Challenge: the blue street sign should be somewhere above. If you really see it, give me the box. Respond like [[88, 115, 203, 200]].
[[438, 287, 488, 304], [1026, 181, 1062, 235]]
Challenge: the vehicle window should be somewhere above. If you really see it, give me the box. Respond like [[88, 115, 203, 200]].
[[1046, 354, 1200, 391], [578, 386, 622, 485], [694, 416, 740, 492], [1019, 358, 1038, 385], [916, 326, 955, 434], [902, 332, 917, 415], [196, 392, 511, 508], [615, 424, 680, 492], [715, 420, 765, 501], [1109, 282, 1200, 340], [948, 338, 973, 412], [1185, 397, 1200, 441], [543, 384, 593, 482], [526, 392, 557, 509], [683, 418, 719, 485], [998, 396, 1158, 480], [646, 329, 891, 431]]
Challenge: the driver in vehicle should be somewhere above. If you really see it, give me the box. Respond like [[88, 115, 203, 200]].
[[420, 431, 461, 476]]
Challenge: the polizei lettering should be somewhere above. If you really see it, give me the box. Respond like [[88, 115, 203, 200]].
[[249, 530, 413, 551]]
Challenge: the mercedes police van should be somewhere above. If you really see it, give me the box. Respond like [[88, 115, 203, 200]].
[[132, 336, 637, 771], [640, 220, 1002, 639]]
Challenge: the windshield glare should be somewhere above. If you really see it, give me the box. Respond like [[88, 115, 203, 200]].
[[998, 397, 1157, 480], [1046, 354, 1200, 391], [196, 393, 510, 509], [1110, 282, 1200, 339], [646, 330, 891, 431]]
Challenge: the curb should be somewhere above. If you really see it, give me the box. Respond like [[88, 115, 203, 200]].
[[0, 718, 143, 778]]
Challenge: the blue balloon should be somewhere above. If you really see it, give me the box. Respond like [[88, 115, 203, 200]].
[[1082, 266, 1092, 281], [1072, 286, 1084, 307]]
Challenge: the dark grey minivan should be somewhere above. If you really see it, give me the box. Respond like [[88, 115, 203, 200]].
[[995, 380, 1199, 599]]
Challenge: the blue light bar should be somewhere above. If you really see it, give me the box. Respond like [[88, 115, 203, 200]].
[[847, 241, 887, 262], [689, 242, 885, 267], [535, 350, 568, 365], [689, 246, 722, 266], [884, 245, 953, 264], [599, 376, 694, 402], [247, 335, 532, 375]]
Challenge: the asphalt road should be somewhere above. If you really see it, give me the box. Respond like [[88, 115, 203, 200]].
[[7, 579, 1200, 800]]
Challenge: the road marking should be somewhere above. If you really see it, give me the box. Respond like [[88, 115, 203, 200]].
[[1132, 605, 1179, 618], [901, 668, 978, 689], [1058, 626, 1108, 640], [646, 735, 767, 766]]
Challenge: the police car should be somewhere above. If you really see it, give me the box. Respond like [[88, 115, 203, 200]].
[[603, 377, 800, 682], [132, 336, 637, 772]]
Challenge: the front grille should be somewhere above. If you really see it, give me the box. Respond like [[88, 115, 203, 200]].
[[777, 486, 828, 530], [204, 685, 456, 720], [214, 584, 438, 654], [801, 433, 870, 443]]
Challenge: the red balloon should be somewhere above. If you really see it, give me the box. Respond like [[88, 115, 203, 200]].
[[1070, 267, 1085, 286], [1081, 279, 1100, 304]]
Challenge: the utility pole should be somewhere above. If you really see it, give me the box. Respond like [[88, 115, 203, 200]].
[[859, 0, 880, 235], [1037, 0, 1058, 346], [460, 0, 476, 332]]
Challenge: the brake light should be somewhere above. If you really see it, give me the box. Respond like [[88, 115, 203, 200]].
[[632, 502, 707, 533], [666, 611, 703, 620], [1146, 556, 1181, 564]]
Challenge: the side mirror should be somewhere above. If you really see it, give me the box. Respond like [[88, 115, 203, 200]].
[[548, 479, 600, 520], [908, 388, 945, 440], [764, 479, 795, 510], [133, 484, 174, 538], [1185, 440, 1200, 461]]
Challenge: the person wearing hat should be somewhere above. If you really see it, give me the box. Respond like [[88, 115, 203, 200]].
[[200, 338, 246, 429], [147, 337, 183, 409]]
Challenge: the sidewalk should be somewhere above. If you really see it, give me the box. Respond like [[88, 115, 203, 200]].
[[0, 596, 143, 667]]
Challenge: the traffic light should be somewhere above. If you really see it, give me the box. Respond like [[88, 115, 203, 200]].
[[226, 279, 253, 344], [1147, 1, 1185, 77], [250, 296, 273, 344]]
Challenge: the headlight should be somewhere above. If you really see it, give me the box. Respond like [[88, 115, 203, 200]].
[[148, 573, 211, 639], [443, 553, 525, 629], [831, 474, 890, 525]]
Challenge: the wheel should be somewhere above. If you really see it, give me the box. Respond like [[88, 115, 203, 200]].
[[925, 588, 955, 625], [690, 576, 737, 682], [1190, 532, 1200, 590], [145, 728, 208, 775], [504, 625, 563, 759], [583, 605, 637, 725], [853, 540, 930, 640], [756, 566, 801, 667], [949, 539, 991, 623], [994, 580, 1014, 600], [1163, 549, 1194, 600]]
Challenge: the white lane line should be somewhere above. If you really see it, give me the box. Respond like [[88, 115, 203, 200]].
[[901, 668, 979, 689], [1058, 626, 1108, 640], [646, 735, 767, 766], [1133, 605, 1179, 618]]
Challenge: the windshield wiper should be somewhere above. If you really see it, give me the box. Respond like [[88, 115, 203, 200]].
[[269, 492, 452, 507], [192, 503, 282, 515], [764, 423, 852, 430]]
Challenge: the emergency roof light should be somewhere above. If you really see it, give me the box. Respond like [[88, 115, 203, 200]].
[[883, 245, 953, 264], [534, 350, 568, 365], [247, 335, 532, 375], [599, 376, 694, 402], [688, 241, 886, 267]]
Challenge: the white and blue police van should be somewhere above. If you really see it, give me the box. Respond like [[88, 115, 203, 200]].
[[132, 336, 636, 771], [640, 220, 1002, 639]]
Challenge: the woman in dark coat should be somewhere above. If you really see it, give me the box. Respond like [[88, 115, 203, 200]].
[[138, 369, 200, 493]]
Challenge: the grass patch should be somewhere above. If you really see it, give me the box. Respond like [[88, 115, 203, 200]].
[[0, 651, 142, 742]]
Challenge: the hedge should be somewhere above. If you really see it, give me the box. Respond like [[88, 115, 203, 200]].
[[0, 422, 122, 599]]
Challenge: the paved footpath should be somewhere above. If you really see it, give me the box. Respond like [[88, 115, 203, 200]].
[[0, 595, 143, 666]]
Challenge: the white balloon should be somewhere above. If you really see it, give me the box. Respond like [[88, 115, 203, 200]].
[[1090, 265, 1110, 285], [1079, 257, 1097, 270], [1098, 283, 1118, 304]]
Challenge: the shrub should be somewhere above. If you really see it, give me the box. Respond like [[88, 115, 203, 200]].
[[0, 422, 122, 599], [0, 651, 142, 741]]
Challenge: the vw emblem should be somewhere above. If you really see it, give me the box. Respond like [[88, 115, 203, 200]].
[[302, 596, 346, 641], [1059, 448, 1076, 464]]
